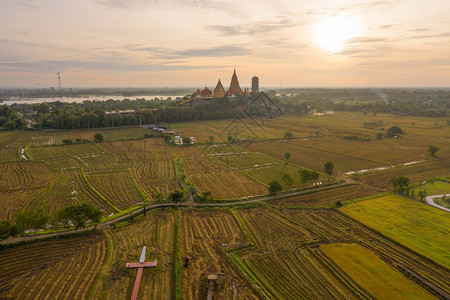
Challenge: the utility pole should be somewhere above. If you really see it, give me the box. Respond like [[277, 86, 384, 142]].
[[56, 72, 63, 102]]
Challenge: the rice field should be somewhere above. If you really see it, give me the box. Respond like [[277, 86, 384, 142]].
[[341, 195, 450, 268]]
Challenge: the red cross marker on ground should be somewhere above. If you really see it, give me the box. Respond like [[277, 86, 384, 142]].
[[126, 246, 157, 300]]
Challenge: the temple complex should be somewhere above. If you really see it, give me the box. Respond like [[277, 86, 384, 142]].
[[191, 68, 250, 99]]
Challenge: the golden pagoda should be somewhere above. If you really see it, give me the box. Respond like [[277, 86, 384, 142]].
[[226, 68, 243, 96], [213, 79, 225, 98]]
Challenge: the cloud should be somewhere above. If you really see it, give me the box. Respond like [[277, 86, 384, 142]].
[[346, 37, 387, 44], [130, 44, 251, 59], [207, 16, 301, 37], [338, 49, 369, 56], [410, 28, 429, 32], [95, 0, 224, 10], [400, 32, 450, 41], [380, 24, 394, 29], [172, 45, 251, 57], [0, 60, 227, 73], [19, 0, 40, 8]]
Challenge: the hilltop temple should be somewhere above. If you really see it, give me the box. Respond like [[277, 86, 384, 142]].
[[192, 68, 249, 99]]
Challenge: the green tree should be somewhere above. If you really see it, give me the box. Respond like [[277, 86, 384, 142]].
[[298, 169, 319, 185], [37, 103, 49, 114], [208, 136, 214, 144], [282, 173, 294, 187], [386, 126, 403, 137], [182, 137, 191, 145], [15, 208, 50, 233], [391, 176, 410, 193], [0, 220, 12, 240], [284, 151, 291, 164], [195, 191, 213, 202], [62, 139, 73, 145], [57, 204, 102, 229], [169, 190, 184, 203], [428, 145, 440, 157], [268, 180, 282, 194], [2, 120, 16, 130], [284, 131, 293, 139], [156, 192, 164, 202], [418, 190, 427, 202], [324, 162, 334, 176], [94, 133, 104, 142]]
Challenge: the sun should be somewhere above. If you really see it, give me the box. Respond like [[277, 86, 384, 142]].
[[314, 16, 359, 53]]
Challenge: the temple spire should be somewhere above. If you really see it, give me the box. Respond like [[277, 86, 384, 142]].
[[227, 68, 243, 96]]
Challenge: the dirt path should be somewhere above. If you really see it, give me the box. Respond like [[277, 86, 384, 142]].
[[425, 194, 450, 212]]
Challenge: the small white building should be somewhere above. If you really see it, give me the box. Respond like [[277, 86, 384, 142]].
[[189, 137, 196, 144], [174, 136, 183, 145]]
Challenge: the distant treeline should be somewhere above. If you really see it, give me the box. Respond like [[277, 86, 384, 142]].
[[0, 88, 449, 131], [276, 88, 449, 117], [0, 87, 193, 98]]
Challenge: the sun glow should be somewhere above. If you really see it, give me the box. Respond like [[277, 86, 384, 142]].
[[314, 16, 360, 53]]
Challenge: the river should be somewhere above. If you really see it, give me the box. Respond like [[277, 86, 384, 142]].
[[1, 95, 183, 105]]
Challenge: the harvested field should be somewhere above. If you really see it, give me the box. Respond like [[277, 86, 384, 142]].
[[354, 156, 450, 190], [133, 160, 176, 181], [137, 179, 180, 199], [247, 139, 385, 173], [0, 147, 20, 162], [241, 248, 357, 299], [0, 189, 38, 221], [87, 171, 145, 209], [0, 232, 106, 300], [81, 153, 132, 173], [268, 184, 379, 208], [180, 209, 258, 300], [175, 146, 268, 199], [28, 170, 112, 213], [27, 145, 69, 161], [237, 208, 317, 249], [189, 171, 267, 200], [0, 161, 57, 191], [90, 209, 175, 300], [64, 143, 105, 157], [242, 164, 319, 188]]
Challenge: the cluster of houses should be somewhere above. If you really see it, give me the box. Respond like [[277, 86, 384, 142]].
[[148, 125, 195, 145]]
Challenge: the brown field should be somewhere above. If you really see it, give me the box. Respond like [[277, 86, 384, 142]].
[[354, 155, 450, 190], [0, 232, 106, 300], [90, 209, 175, 300], [189, 171, 267, 199], [268, 184, 379, 208], [88, 171, 145, 209], [180, 209, 259, 299], [0, 147, 20, 163], [175, 145, 268, 199], [247, 139, 386, 173], [0, 161, 58, 191]]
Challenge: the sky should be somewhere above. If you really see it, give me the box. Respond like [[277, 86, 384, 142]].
[[1, 0, 449, 88]]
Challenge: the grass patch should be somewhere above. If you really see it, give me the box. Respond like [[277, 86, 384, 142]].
[[341, 195, 450, 268], [412, 180, 450, 197]]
